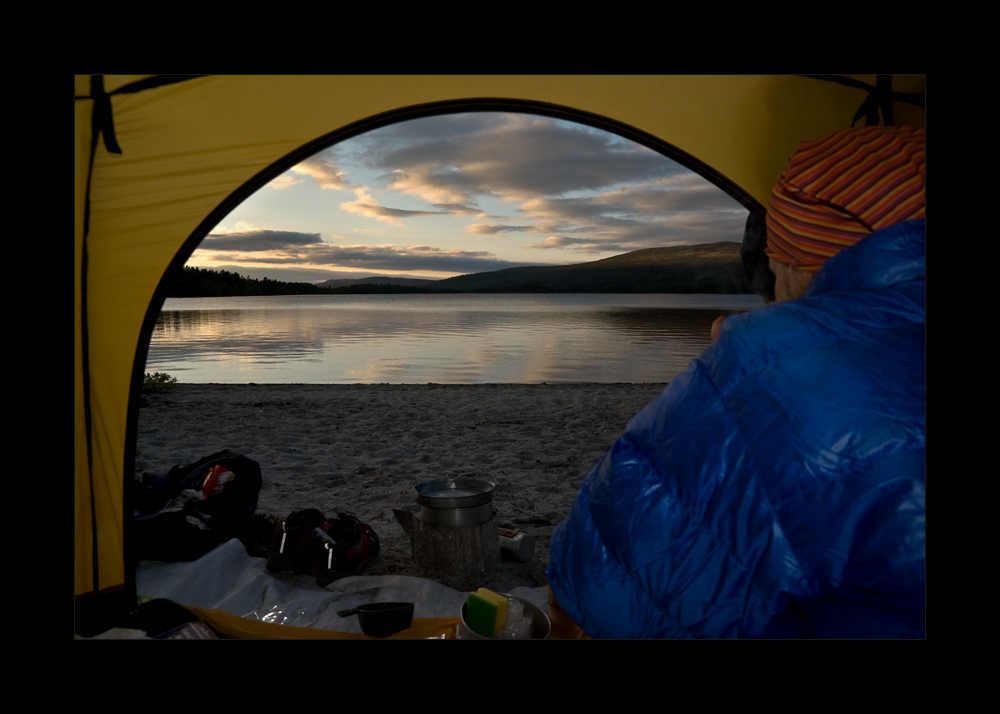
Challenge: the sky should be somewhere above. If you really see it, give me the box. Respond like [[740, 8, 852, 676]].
[[192, 112, 750, 284]]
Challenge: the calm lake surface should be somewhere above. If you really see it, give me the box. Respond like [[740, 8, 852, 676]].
[[146, 293, 765, 384]]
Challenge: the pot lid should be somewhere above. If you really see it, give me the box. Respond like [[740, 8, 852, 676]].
[[413, 477, 495, 509]]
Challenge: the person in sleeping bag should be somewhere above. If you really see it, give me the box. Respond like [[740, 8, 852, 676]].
[[546, 126, 925, 638]]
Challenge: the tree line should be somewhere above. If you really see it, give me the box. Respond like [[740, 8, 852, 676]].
[[165, 266, 327, 297]]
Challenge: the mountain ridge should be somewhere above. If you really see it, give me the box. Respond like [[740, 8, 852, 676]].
[[432, 241, 752, 293], [168, 241, 754, 296]]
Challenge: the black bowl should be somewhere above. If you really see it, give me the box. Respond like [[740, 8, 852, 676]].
[[338, 602, 415, 637]]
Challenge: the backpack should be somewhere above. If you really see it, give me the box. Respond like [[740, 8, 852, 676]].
[[130, 450, 262, 562]]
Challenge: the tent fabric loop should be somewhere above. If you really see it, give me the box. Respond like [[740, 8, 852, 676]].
[[852, 75, 895, 127], [90, 75, 121, 155], [82, 75, 205, 156], [800, 74, 924, 127]]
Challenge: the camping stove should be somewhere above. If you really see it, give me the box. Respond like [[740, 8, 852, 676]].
[[393, 477, 501, 581]]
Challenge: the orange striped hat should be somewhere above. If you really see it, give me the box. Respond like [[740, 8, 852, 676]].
[[765, 126, 925, 272]]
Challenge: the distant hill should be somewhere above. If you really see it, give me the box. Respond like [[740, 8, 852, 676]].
[[316, 276, 438, 289], [166, 242, 753, 296], [435, 242, 753, 294]]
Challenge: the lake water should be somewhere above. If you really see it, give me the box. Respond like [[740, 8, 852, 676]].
[[145, 293, 765, 384]]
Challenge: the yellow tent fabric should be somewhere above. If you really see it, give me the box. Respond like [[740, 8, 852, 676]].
[[74, 74, 924, 629]]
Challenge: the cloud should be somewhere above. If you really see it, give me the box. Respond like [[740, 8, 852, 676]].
[[200, 229, 323, 252], [385, 169, 476, 207], [429, 203, 482, 216], [328, 113, 747, 255], [523, 236, 588, 249], [363, 113, 686, 205], [216, 113, 751, 273], [340, 187, 443, 227], [523, 235, 631, 255], [465, 223, 533, 236], [511, 177, 748, 254], [266, 175, 306, 190], [193, 224, 558, 276], [211, 220, 262, 234], [288, 154, 348, 190], [248, 243, 545, 274]]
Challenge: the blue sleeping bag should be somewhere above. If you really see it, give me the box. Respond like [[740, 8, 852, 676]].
[[546, 220, 925, 638]]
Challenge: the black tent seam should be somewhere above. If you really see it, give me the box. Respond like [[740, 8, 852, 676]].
[[74, 74, 206, 100], [878, 75, 894, 127], [803, 75, 899, 127], [82, 76, 101, 597], [848, 75, 895, 127], [107, 74, 207, 95], [801, 74, 924, 126], [76, 75, 209, 154], [91, 75, 121, 154], [801, 74, 924, 106]]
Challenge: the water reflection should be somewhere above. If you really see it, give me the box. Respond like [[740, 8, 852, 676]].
[[147, 294, 764, 383]]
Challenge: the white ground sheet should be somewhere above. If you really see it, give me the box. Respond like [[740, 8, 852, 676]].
[[133, 538, 549, 636]]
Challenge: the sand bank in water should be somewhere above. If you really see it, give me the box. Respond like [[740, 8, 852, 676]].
[[135, 382, 667, 593]]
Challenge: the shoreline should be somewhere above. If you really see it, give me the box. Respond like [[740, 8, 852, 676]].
[[135, 382, 667, 592]]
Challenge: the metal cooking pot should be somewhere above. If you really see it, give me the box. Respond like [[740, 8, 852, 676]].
[[337, 602, 414, 637], [457, 593, 551, 639], [413, 477, 496, 528]]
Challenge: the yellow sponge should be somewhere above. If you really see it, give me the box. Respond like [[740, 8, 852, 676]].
[[466, 588, 508, 637]]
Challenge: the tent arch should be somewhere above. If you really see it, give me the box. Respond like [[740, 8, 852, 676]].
[[140, 96, 775, 384], [126, 101, 772, 599], [153, 95, 772, 306], [76, 75, 924, 631]]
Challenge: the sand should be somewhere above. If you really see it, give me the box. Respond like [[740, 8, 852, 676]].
[[134, 382, 667, 593]]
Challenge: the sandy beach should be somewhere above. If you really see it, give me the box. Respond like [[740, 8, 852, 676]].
[[135, 382, 667, 593]]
